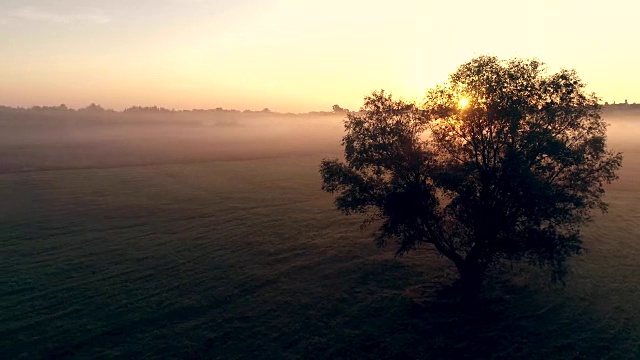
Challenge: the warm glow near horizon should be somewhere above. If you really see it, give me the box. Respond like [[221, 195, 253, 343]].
[[1, 0, 639, 112]]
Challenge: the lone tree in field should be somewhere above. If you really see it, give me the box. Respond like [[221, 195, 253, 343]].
[[320, 56, 622, 300]]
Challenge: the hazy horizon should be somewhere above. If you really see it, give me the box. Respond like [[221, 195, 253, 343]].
[[2, 0, 640, 112], [2, 100, 639, 114]]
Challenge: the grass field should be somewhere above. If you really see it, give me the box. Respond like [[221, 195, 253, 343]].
[[2, 117, 640, 359]]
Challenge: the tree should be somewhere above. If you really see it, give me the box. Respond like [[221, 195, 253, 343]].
[[320, 56, 622, 302], [333, 104, 349, 113], [80, 103, 104, 112]]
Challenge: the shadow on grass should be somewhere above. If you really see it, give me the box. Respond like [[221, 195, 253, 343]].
[[17, 251, 635, 360], [184, 259, 633, 360]]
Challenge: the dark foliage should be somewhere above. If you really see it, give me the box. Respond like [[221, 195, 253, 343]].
[[320, 56, 623, 299]]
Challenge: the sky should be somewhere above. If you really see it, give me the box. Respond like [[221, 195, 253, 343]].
[[0, 0, 638, 112]]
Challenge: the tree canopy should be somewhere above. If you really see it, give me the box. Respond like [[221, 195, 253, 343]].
[[320, 56, 622, 300]]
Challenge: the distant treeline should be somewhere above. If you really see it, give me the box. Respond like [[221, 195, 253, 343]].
[[602, 102, 640, 116], [1, 101, 636, 127], [0, 103, 352, 116], [0, 103, 351, 127]]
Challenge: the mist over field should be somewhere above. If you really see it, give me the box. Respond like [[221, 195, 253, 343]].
[[0, 109, 346, 173], [1, 107, 638, 172], [1, 107, 640, 359]]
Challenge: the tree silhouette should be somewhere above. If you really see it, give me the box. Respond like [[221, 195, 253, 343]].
[[333, 104, 349, 113], [80, 103, 105, 112], [320, 56, 622, 302]]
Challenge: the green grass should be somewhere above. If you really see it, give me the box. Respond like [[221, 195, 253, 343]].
[[2, 154, 640, 359]]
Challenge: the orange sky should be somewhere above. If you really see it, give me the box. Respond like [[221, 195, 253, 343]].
[[0, 0, 638, 112]]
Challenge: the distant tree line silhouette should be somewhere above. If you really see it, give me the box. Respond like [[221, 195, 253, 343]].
[[0, 103, 361, 116], [602, 100, 640, 115]]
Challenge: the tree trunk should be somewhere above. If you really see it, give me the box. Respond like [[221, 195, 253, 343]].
[[457, 260, 485, 307]]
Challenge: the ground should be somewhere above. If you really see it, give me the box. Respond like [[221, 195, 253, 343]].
[[1, 116, 639, 359]]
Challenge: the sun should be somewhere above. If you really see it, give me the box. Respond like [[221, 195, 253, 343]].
[[458, 97, 469, 109]]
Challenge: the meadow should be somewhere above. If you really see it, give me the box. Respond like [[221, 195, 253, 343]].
[[1, 112, 640, 359]]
